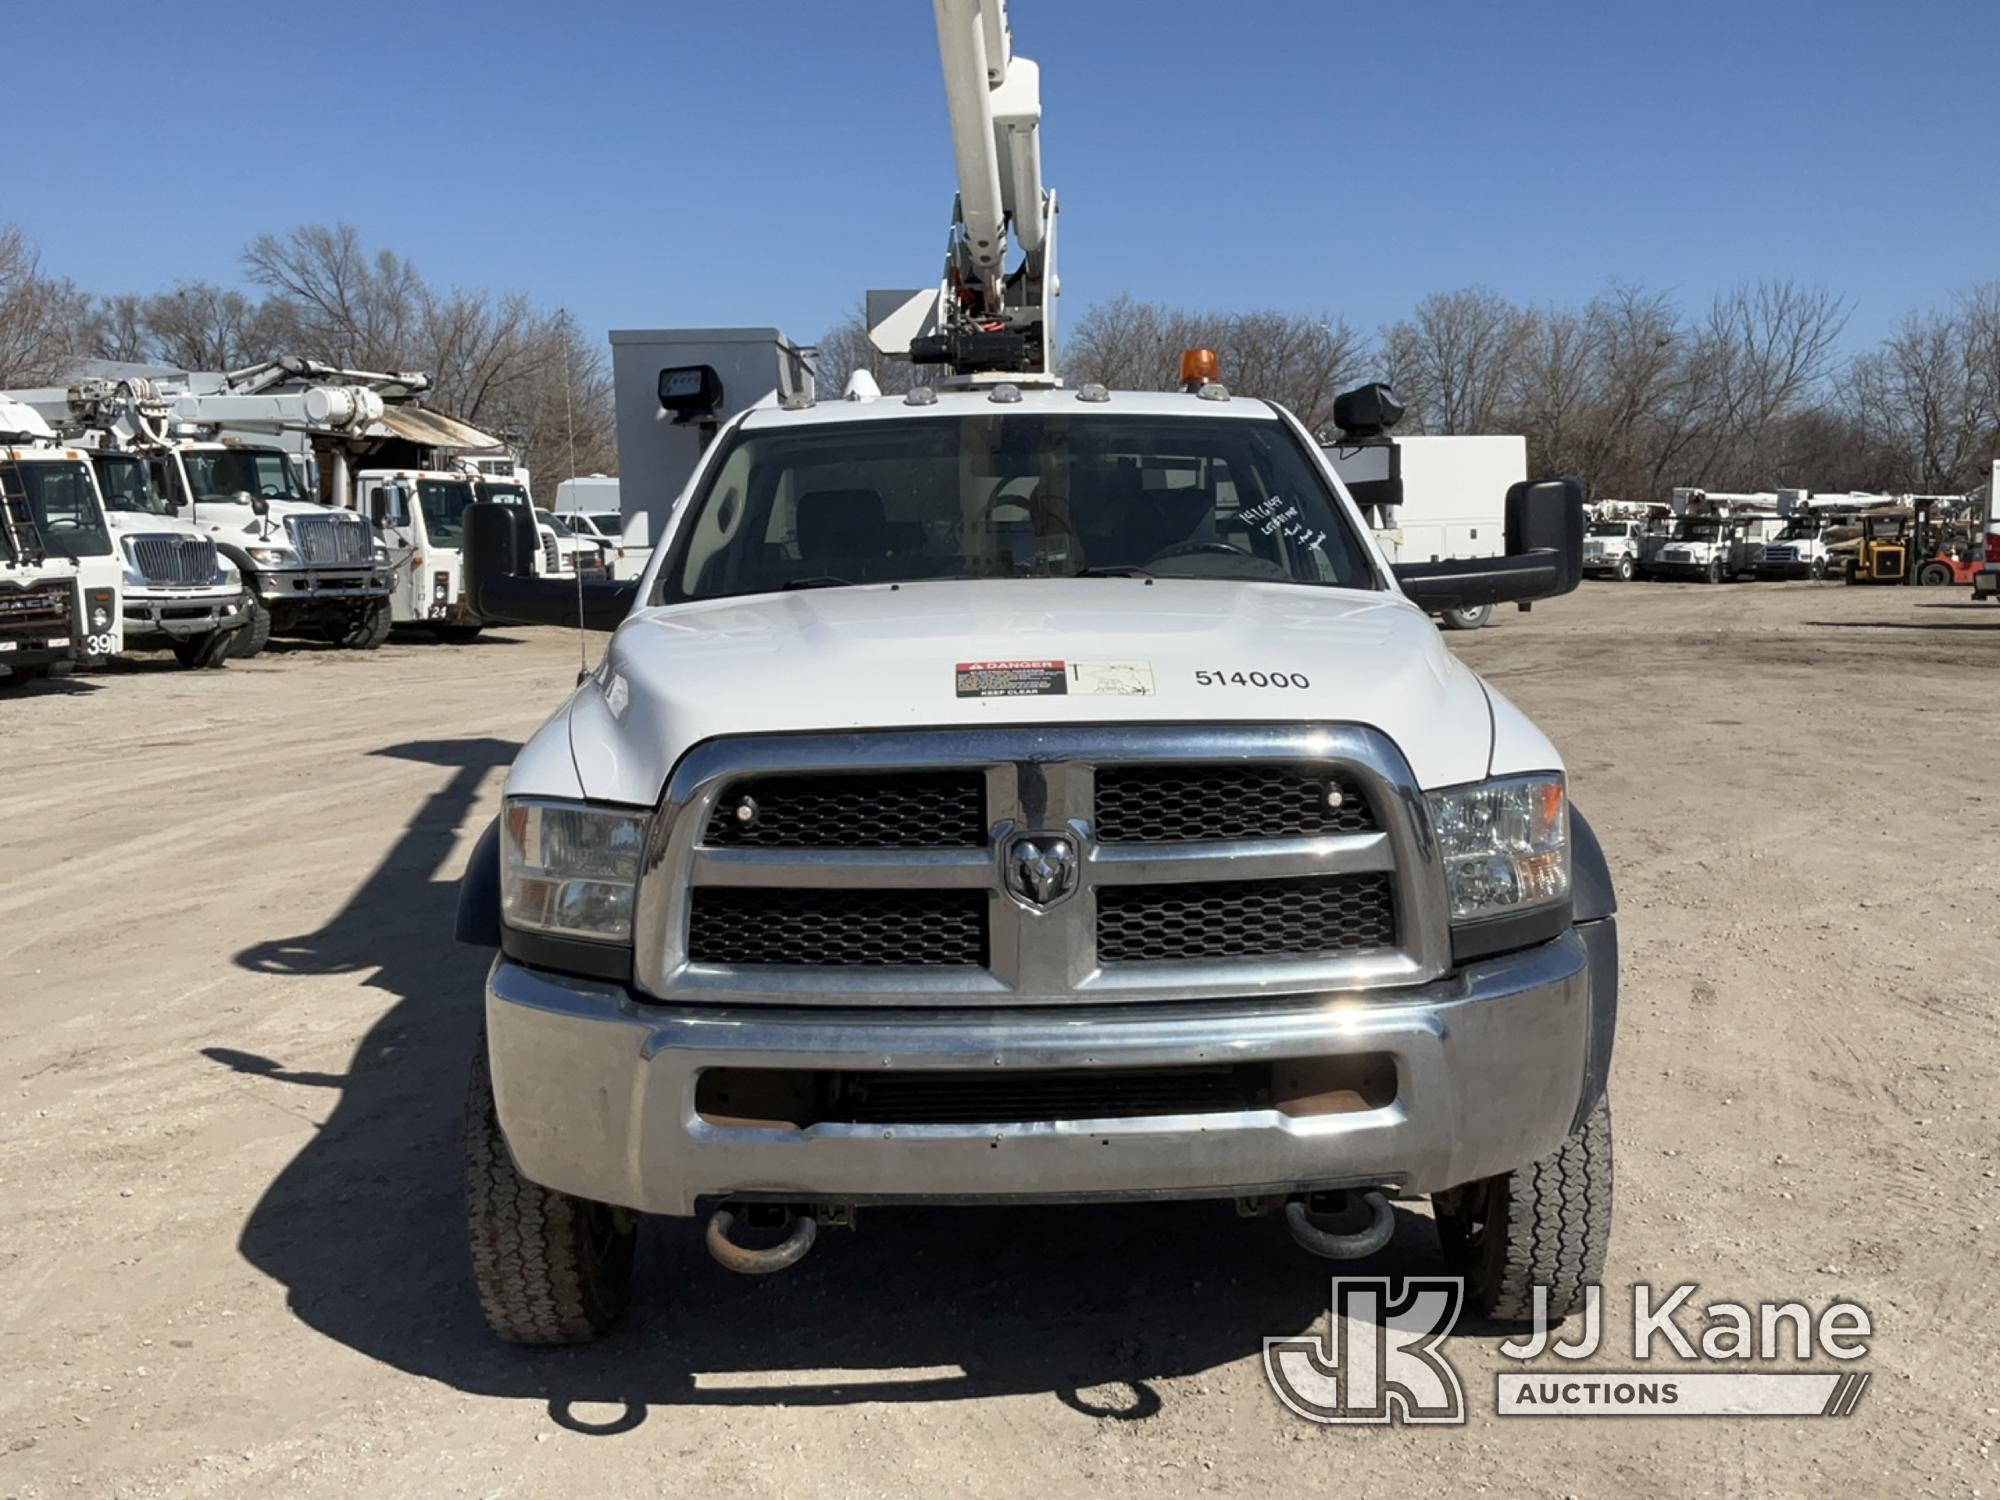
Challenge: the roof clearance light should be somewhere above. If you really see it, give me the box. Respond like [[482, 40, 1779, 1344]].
[[1179, 348, 1220, 391]]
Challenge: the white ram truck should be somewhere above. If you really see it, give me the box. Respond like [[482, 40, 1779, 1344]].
[[451, 380, 1618, 1344]]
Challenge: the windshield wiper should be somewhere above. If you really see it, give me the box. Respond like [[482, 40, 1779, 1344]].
[[1074, 564, 1154, 578], [781, 574, 858, 590]]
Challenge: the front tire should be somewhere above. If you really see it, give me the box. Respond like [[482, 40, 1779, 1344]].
[[1439, 603, 1493, 631], [1434, 1096, 1613, 1322], [327, 599, 392, 651], [169, 630, 234, 670], [231, 597, 272, 659], [1916, 561, 1952, 587], [1614, 556, 1636, 582], [464, 1040, 635, 1345], [1704, 558, 1724, 584], [1810, 557, 1829, 581]]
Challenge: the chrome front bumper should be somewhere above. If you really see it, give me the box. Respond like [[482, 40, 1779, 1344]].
[[254, 567, 391, 604], [123, 590, 246, 640], [486, 931, 1595, 1216]]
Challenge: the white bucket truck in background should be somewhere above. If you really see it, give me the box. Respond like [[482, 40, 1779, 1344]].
[[1320, 382, 1526, 630], [1581, 500, 1668, 581], [1756, 490, 1869, 580], [1640, 489, 1783, 582]]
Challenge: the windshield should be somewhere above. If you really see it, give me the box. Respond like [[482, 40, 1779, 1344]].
[[183, 449, 306, 504], [663, 413, 1376, 604], [535, 510, 573, 538], [1586, 521, 1630, 537], [92, 453, 170, 516], [1776, 517, 1822, 540], [417, 479, 478, 547], [4, 460, 113, 558], [475, 481, 529, 506], [1674, 518, 1725, 541]]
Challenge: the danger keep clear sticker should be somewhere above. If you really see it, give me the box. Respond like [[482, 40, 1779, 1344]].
[[955, 660, 1156, 698]]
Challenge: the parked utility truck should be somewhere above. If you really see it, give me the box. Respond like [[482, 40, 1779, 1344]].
[[1641, 489, 1782, 582], [11, 375, 392, 654], [447, 0, 1616, 1348], [0, 400, 109, 685], [1582, 501, 1668, 581]]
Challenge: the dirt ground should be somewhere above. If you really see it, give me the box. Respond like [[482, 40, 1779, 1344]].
[[2, 580, 1996, 1499]]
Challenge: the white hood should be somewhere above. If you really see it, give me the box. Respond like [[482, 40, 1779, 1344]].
[[549, 579, 1529, 803]]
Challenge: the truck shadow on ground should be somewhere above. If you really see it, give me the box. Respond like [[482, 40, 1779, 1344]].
[[214, 733, 1437, 1433]]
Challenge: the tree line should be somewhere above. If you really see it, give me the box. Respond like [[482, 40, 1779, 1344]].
[[822, 279, 2000, 502], [9, 216, 1996, 505], [0, 223, 616, 488]]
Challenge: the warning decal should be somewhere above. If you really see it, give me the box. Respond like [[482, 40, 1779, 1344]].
[[956, 660, 1066, 697], [955, 660, 1156, 698]]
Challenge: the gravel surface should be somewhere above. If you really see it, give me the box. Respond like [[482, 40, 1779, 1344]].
[[2, 580, 1995, 1498]]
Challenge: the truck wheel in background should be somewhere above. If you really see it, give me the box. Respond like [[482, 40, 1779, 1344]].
[[327, 600, 392, 651], [1704, 558, 1724, 584], [1439, 604, 1493, 631], [1916, 561, 1952, 587], [464, 1039, 635, 1344], [231, 599, 272, 659], [1810, 558, 1829, 581], [1614, 556, 1636, 582], [169, 631, 234, 670], [431, 624, 485, 644], [1433, 1095, 1613, 1322]]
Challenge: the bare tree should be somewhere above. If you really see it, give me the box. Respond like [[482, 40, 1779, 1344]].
[[0, 226, 94, 386], [1380, 288, 1530, 435], [241, 224, 423, 371]]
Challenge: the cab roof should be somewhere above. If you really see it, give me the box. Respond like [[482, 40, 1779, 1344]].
[[738, 386, 1281, 430]]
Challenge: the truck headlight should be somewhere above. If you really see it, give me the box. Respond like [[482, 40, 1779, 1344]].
[[246, 545, 296, 565], [501, 798, 648, 942], [1425, 775, 1569, 920]]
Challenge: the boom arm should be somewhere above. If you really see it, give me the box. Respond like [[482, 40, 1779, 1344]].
[[869, 0, 1057, 382]]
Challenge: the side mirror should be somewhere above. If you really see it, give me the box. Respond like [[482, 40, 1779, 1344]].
[[1393, 478, 1584, 614], [464, 501, 638, 630], [1332, 382, 1405, 442], [251, 496, 271, 518], [368, 484, 407, 527]]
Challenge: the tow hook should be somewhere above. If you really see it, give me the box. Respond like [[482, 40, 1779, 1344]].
[[1284, 1189, 1395, 1260], [704, 1204, 818, 1274]]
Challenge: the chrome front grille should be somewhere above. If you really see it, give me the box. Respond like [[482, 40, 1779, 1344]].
[[1095, 766, 1377, 841], [704, 772, 986, 848], [635, 726, 1450, 1007], [542, 535, 562, 574], [286, 512, 371, 565], [128, 533, 221, 586], [1096, 874, 1396, 962], [688, 887, 988, 966], [0, 583, 71, 640]]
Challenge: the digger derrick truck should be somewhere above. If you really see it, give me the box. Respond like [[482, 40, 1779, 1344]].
[[15, 374, 391, 655], [3, 391, 246, 669], [448, 0, 1617, 1346], [181, 359, 529, 643]]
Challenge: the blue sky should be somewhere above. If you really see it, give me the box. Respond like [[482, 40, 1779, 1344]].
[[10, 1, 1994, 358]]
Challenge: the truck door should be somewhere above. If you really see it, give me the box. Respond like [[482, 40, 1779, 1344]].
[[364, 476, 422, 622]]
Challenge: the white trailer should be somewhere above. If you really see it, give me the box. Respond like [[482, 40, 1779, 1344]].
[[1322, 385, 1526, 629]]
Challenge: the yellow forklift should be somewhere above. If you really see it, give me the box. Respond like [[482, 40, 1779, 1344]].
[[1842, 505, 1912, 585]]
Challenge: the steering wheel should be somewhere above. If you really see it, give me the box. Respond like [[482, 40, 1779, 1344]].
[[1145, 538, 1255, 563], [259, 485, 283, 498]]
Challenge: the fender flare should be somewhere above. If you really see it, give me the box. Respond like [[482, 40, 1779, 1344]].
[[456, 817, 502, 947], [1570, 807, 1618, 1130]]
